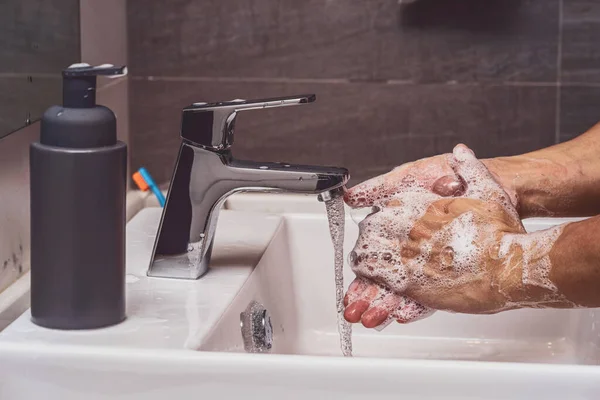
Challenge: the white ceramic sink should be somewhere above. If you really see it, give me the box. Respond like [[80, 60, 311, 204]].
[[200, 211, 600, 364], [1, 194, 600, 400]]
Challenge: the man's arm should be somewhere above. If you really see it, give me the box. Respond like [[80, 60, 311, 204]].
[[484, 122, 600, 218], [548, 215, 600, 307]]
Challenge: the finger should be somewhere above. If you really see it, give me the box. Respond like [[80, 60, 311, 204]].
[[344, 300, 370, 323], [407, 199, 470, 245], [344, 160, 434, 208], [344, 173, 390, 209], [344, 283, 381, 323], [361, 307, 391, 329], [345, 157, 461, 208], [361, 292, 401, 328], [393, 297, 436, 323], [408, 218, 434, 242], [344, 278, 368, 307]]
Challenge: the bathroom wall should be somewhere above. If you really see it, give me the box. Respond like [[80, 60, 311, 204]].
[[123, 0, 600, 185], [0, 0, 79, 295], [0, 0, 79, 138], [0, 124, 38, 294], [80, 0, 130, 153], [0, 0, 129, 296]]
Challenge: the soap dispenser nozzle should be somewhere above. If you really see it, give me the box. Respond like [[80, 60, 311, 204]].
[[62, 63, 127, 108]]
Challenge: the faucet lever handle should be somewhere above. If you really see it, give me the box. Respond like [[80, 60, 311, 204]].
[[185, 94, 316, 112], [180, 94, 316, 149]]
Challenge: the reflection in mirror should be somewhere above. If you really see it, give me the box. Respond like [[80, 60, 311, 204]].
[[0, 1, 80, 138]]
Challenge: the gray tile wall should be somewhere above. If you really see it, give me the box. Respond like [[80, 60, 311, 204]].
[[127, 0, 600, 185], [0, 123, 38, 294], [0, 0, 128, 297], [0, 0, 80, 137], [0, 0, 79, 293]]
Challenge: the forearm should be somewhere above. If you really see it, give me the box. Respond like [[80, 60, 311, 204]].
[[548, 216, 600, 307], [483, 122, 600, 218]]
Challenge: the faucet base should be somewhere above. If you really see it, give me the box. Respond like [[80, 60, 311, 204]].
[[147, 241, 212, 280], [147, 93, 350, 281]]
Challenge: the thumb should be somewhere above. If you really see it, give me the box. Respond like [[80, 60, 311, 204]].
[[449, 144, 515, 213]]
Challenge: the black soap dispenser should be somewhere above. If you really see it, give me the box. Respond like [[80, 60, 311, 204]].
[[30, 64, 128, 329]]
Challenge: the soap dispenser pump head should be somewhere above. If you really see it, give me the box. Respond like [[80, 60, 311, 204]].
[[62, 64, 127, 108]]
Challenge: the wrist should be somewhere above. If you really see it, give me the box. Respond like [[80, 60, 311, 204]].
[[482, 156, 569, 219], [492, 233, 530, 307], [481, 157, 523, 215], [495, 228, 570, 309]]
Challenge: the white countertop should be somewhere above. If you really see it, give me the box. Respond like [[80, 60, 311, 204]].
[[0, 207, 282, 350]]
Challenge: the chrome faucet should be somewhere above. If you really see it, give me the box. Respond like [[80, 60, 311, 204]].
[[148, 94, 350, 280]]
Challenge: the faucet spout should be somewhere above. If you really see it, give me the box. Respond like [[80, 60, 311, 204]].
[[147, 94, 350, 280], [317, 186, 346, 202], [228, 158, 348, 194]]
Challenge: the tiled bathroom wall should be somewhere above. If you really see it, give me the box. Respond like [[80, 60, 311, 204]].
[[0, 0, 129, 295], [0, 124, 38, 294], [127, 0, 600, 185], [0, 0, 80, 295], [0, 0, 79, 137], [80, 0, 130, 151]]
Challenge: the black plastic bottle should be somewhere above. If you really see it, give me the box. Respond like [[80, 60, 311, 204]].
[[30, 64, 127, 329]]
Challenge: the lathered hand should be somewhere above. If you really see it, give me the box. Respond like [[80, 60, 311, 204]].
[[344, 145, 576, 328]]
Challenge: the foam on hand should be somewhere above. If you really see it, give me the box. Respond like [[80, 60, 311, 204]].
[[499, 227, 564, 293], [344, 144, 572, 327]]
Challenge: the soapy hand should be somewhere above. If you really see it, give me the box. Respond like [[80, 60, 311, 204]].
[[343, 145, 559, 328], [343, 151, 471, 327]]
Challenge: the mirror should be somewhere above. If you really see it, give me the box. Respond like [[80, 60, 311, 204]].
[[0, 1, 80, 138]]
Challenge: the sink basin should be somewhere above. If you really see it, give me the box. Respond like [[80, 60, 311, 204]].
[[1, 194, 600, 399], [200, 210, 598, 364]]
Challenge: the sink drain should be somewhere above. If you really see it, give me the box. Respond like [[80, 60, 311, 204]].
[[240, 301, 273, 353]]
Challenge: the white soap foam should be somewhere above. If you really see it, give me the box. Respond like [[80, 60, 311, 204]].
[[345, 144, 569, 323]]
